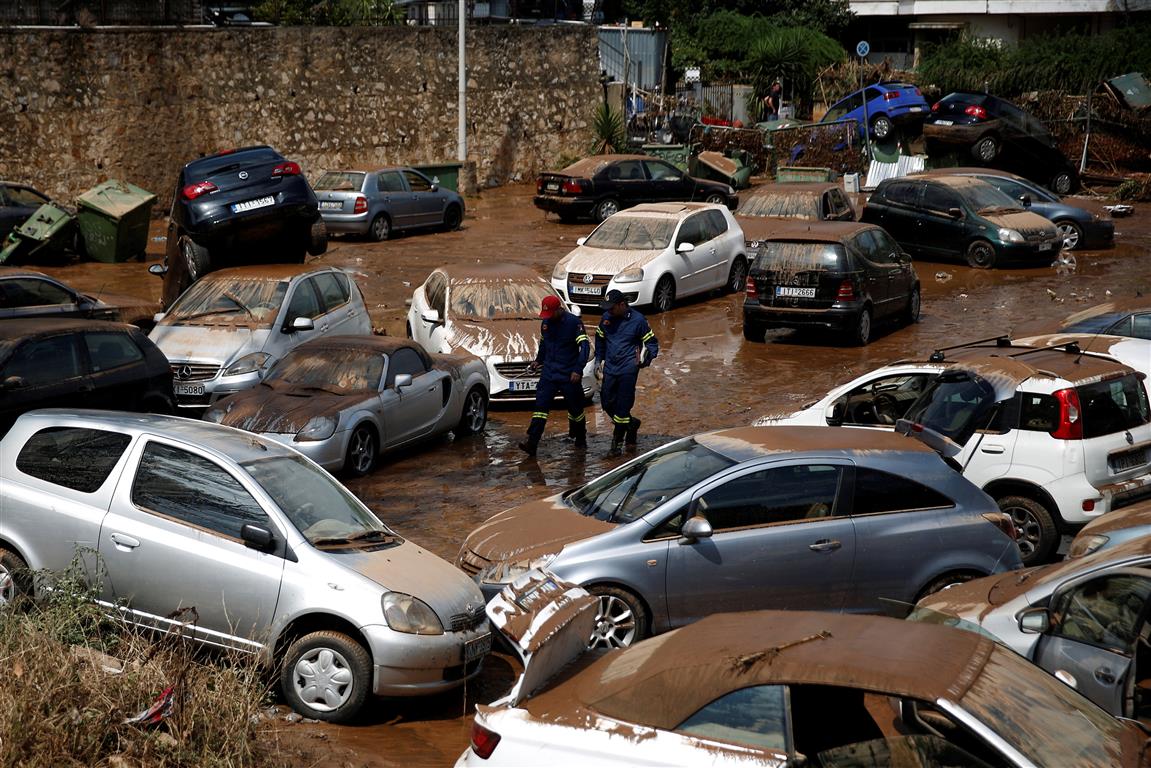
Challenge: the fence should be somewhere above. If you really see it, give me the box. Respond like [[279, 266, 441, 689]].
[[0, 0, 200, 24]]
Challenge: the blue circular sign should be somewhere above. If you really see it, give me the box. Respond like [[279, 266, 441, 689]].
[[856, 40, 870, 58]]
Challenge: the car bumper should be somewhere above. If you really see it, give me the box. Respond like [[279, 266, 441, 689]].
[[889, 106, 928, 122], [922, 123, 986, 145], [487, 359, 596, 402], [743, 302, 863, 331], [320, 211, 371, 235], [260, 430, 348, 471], [993, 239, 1062, 264], [184, 197, 317, 243], [532, 195, 594, 216], [552, 275, 647, 310], [1083, 219, 1116, 249], [171, 367, 263, 409], [362, 622, 490, 696]]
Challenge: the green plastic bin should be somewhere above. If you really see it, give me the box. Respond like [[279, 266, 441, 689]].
[[75, 180, 157, 263], [412, 163, 463, 192], [0, 203, 76, 265]]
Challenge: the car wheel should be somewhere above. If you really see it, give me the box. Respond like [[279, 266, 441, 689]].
[[454, 386, 488, 436], [594, 198, 620, 222], [972, 134, 1000, 163], [307, 217, 328, 256], [905, 286, 921, 325], [0, 548, 30, 606], [965, 239, 997, 269], [703, 192, 727, 205], [344, 424, 378, 478], [180, 234, 211, 283], [1055, 220, 1083, 251], [871, 114, 894, 140], [917, 571, 978, 602], [1051, 171, 1076, 196], [652, 275, 676, 314], [281, 630, 372, 723], [851, 307, 872, 346], [442, 204, 463, 231], [369, 214, 391, 242], [743, 320, 767, 342], [997, 494, 1058, 566], [726, 257, 748, 294], [588, 586, 648, 650]]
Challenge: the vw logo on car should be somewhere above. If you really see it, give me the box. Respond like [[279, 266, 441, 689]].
[[583, 273, 594, 284]]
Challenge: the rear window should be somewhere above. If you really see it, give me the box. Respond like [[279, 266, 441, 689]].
[[185, 147, 282, 178], [903, 372, 999, 446], [752, 241, 848, 273], [16, 427, 131, 493], [314, 171, 364, 191], [1078, 376, 1150, 438]]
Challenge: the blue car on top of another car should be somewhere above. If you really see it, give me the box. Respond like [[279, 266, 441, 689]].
[[820, 82, 930, 140]]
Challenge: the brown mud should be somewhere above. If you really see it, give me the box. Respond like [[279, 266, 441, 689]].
[[33, 183, 1151, 766]]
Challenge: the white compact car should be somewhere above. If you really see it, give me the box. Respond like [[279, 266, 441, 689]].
[[551, 202, 748, 314], [407, 263, 595, 402]]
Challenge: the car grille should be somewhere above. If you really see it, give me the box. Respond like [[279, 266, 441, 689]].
[[448, 604, 487, 632], [495, 361, 535, 378], [567, 273, 613, 301], [457, 549, 491, 578], [170, 362, 221, 382]]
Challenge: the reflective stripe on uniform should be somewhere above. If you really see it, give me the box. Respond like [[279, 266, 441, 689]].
[[642, 331, 655, 342], [595, 327, 605, 336], [612, 415, 631, 424], [568, 413, 586, 422], [575, 334, 589, 344], [531, 412, 549, 420]]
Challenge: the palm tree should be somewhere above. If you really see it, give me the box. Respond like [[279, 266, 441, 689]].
[[748, 28, 845, 121]]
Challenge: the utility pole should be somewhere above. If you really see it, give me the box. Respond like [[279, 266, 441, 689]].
[[458, 0, 467, 163]]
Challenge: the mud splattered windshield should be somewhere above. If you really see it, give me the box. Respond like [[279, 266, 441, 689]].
[[584, 216, 677, 250], [266, 348, 384, 392], [165, 276, 287, 328], [450, 280, 555, 321]]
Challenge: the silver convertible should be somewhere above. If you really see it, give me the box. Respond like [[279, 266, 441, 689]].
[[204, 336, 489, 476]]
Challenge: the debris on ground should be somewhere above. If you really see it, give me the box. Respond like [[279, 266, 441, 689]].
[[1105, 204, 1135, 216], [934, 271, 952, 283]]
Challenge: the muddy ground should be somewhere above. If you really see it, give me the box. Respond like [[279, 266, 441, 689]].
[[35, 183, 1151, 766]]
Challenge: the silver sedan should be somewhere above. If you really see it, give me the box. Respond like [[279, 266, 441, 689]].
[[313, 167, 465, 241]]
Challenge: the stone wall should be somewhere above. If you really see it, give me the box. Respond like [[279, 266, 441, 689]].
[[0, 25, 600, 207]]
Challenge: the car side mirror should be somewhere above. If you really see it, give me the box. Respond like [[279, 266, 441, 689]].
[[421, 308, 442, 325], [394, 373, 413, 390], [1020, 195, 1032, 208], [825, 402, 844, 427], [677, 242, 695, 254], [679, 515, 713, 543], [148, 263, 167, 277], [284, 316, 314, 334], [1019, 607, 1051, 634], [430, 183, 440, 192], [240, 523, 275, 551], [948, 207, 963, 219], [1, 376, 25, 390], [576, 237, 587, 246]]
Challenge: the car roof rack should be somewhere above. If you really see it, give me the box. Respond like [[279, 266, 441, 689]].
[[927, 335, 1011, 363]]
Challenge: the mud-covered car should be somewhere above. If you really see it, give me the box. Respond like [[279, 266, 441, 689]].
[[533, 154, 738, 223], [1066, 498, 1151, 558], [204, 335, 489, 477], [313, 167, 465, 241], [1029, 298, 1151, 341], [153, 145, 328, 308], [407, 264, 595, 402], [0, 267, 158, 329], [734, 181, 856, 246]]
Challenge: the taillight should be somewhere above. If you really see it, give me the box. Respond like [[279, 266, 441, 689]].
[[272, 161, 302, 177], [836, 280, 855, 301], [561, 179, 585, 194], [982, 512, 1018, 540], [1051, 387, 1083, 440], [353, 196, 368, 214], [470, 721, 501, 760], [964, 105, 988, 120], [884, 91, 899, 101], [536, 177, 544, 193], [182, 181, 218, 200], [745, 276, 758, 299], [931, 101, 940, 112]]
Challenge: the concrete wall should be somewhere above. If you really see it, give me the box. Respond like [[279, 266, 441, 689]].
[[0, 25, 601, 208]]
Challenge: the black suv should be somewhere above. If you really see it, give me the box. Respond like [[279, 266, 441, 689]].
[[154, 146, 327, 307], [742, 221, 920, 346]]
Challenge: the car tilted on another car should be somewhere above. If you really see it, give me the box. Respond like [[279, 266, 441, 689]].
[[204, 335, 489, 477], [313, 167, 465, 241], [533, 154, 738, 223], [0, 410, 491, 723], [458, 426, 1021, 649], [551, 203, 748, 314], [407, 264, 595, 402], [862, 175, 1060, 269], [819, 81, 930, 141], [0, 267, 158, 328], [149, 264, 372, 411], [741, 221, 919, 346]]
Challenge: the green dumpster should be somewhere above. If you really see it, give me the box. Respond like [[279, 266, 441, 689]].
[[0, 203, 76, 265], [75, 180, 157, 263], [412, 163, 464, 192]]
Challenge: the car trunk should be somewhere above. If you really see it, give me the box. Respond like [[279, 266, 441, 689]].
[[750, 240, 854, 310], [198, 156, 292, 196], [314, 172, 367, 213], [537, 172, 583, 196], [1076, 375, 1151, 499]]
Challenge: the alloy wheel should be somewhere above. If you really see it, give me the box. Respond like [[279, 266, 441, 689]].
[[464, 390, 487, 433], [1056, 221, 1081, 250], [1004, 504, 1042, 561], [589, 594, 637, 649], [346, 427, 376, 475]]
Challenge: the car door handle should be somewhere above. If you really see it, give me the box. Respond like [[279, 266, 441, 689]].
[[1094, 667, 1117, 685], [809, 539, 842, 552], [980, 444, 1005, 454], [109, 533, 140, 550]]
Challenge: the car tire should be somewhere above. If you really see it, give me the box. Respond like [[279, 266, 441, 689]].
[[0, 547, 30, 606], [851, 306, 872, 346], [343, 424, 378, 478], [454, 386, 488, 436], [594, 198, 621, 222], [588, 586, 648, 650], [965, 239, 997, 269], [1051, 170, 1077, 196], [1054, 219, 1083, 251], [703, 192, 727, 205], [443, 204, 463, 231], [307, 217, 328, 257], [972, 134, 1000, 163], [997, 494, 1058, 566], [725, 257, 748, 294], [369, 214, 391, 242], [743, 320, 767, 342], [281, 630, 372, 723], [168, 234, 212, 306], [871, 114, 894, 140], [917, 571, 979, 603], [905, 286, 921, 325], [652, 275, 676, 314]]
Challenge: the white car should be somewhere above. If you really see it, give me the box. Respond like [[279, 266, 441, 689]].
[[551, 202, 748, 314], [407, 263, 595, 402]]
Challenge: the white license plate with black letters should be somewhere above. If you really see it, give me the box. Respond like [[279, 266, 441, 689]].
[[776, 286, 816, 298]]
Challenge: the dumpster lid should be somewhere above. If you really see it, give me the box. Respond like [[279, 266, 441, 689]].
[[75, 180, 158, 220]]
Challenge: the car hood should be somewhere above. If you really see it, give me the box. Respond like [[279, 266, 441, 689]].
[[559, 245, 665, 276], [982, 210, 1057, 237], [462, 497, 616, 566], [1079, 500, 1151, 537], [211, 383, 359, 434], [445, 318, 539, 360], [149, 322, 267, 364], [86, 290, 160, 321]]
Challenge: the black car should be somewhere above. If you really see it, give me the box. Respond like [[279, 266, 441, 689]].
[[154, 145, 328, 307], [0, 182, 50, 242], [923, 92, 1079, 194], [533, 154, 738, 222], [0, 319, 173, 435], [742, 221, 920, 346], [0, 267, 158, 328]]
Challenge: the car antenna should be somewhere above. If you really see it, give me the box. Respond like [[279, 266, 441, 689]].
[[928, 334, 1011, 362]]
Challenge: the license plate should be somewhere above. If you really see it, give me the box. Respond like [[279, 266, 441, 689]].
[[1039, 241, 1053, 251], [174, 383, 205, 397], [934, 119, 954, 126], [319, 200, 341, 210], [570, 284, 602, 296], [463, 633, 492, 663], [508, 378, 538, 392], [231, 196, 275, 213], [546, 182, 560, 192], [776, 286, 816, 298], [1112, 449, 1149, 472]]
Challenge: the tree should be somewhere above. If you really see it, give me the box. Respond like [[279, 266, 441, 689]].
[[747, 27, 845, 118]]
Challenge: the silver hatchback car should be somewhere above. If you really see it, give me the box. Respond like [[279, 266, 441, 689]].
[[0, 410, 491, 722], [458, 426, 1022, 648], [313, 167, 465, 241]]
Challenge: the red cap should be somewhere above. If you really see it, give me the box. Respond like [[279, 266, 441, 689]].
[[539, 295, 563, 319]]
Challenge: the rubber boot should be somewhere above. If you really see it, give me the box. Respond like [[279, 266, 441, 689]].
[[569, 419, 587, 449], [625, 417, 641, 446], [518, 436, 539, 457], [609, 423, 627, 456]]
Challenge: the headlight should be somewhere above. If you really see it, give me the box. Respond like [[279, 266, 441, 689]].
[[202, 408, 225, 424], [614, 266, 644, 283], [997, 228, 1024, 244], [552, 261, 568, 281], [295, 415, 337, 442], [480, 553, 557, 585], [382, 592, 444, 635], [224, 352, 273, 377], [1067, 534, 1109, 558]]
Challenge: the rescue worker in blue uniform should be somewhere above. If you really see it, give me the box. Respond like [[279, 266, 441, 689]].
[[595, 289, 659, 455], [519, 294, 590, 457]]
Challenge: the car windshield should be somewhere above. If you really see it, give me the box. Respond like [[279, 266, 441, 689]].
[[266, 348, 384, 392], [314, 171, 365, 191], [903, 372, 999, 446], [451, 280, 554, 321], [165, 275, 287, 328], [565, 438, 735, 523], [243, 454, 398, 548], [753, 241, 848, 272], [959, 647, 1135, 768], [955, 183, 1023, 214], [737, 191, 821, 219], [584, 216, 677, 250]]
